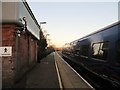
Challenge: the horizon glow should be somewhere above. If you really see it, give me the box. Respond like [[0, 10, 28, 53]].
[[27, 1, 118, 47]]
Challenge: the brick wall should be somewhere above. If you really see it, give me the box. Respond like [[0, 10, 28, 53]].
[[2, 24, 16, 88], [2, 24, 38, 88], [28, 36, 37, 68], [15, 31, 29, 82]]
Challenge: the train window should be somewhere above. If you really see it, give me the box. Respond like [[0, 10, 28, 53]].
[[116, 40, 120, 64], [92, 42, 109, 60], [81, 45, 89, 56]]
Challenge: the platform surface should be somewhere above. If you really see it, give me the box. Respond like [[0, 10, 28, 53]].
[[54, 52, 94, 89], [14, 51, 94, 89], [26, 53, 59, 88]]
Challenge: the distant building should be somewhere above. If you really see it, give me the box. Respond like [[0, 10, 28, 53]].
[[0, 0, 40, 88]]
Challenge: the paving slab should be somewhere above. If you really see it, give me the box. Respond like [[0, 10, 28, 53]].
[[26, 53, 60, 88]]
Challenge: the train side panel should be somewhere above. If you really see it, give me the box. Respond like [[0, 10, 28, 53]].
[[62, 22, 120, 87], [78, 24, 120, 85]]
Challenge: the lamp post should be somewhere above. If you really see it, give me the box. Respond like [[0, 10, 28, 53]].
[[40, 22, 47, 32], [40, 22, 50, 47], [40, 22, 47, 25], [39, 21, 47, 39], [38, 22, 47, 61], [46, 34, 50, 47]]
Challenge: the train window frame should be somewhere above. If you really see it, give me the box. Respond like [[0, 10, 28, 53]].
[[92, 41, 109, 61], [80, 45, 89, 58], [116, 40, 120, 64]]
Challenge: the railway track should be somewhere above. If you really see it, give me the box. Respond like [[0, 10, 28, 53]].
[[61, 54, 120, 89]]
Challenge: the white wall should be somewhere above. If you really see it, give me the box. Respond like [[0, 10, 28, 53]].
[[2, 2, 18, 22], [2, 1, 40, 40], [18, 2, 40, 40]]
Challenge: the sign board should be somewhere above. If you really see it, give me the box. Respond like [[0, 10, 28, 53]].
[[0, 47, 12, 57]]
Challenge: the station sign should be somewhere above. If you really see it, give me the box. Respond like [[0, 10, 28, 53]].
[[0, 47, 12, 57]]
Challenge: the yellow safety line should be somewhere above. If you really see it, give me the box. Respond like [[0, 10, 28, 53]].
[[54, 52, 63, 90], [56, 52, 95, 89]]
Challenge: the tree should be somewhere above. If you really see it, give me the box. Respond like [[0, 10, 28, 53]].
[[37, 30, 48, 62]]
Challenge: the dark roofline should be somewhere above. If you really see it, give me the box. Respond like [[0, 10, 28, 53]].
[[22, 0, 40, 29], [79, 21, 120, 41], [67, 21, 120, 45]]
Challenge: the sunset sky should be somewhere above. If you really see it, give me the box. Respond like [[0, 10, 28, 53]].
[[27, 0, 118, 47]]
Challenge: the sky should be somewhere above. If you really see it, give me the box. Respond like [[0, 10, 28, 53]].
[[27, 0, 119, 47]]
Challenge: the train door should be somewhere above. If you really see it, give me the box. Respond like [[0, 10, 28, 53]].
[[118, 1, 120, 64], [117, 23, 120, 64]]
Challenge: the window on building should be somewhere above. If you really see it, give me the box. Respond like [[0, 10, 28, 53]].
[[81, 45, 89, 56], [92, 42, 109, 60], [116, 40, 120, 64]]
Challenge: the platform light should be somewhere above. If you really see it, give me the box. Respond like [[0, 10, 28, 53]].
[[40, 22, 47, 24]]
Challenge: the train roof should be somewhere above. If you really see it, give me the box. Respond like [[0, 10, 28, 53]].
[[64, 21, 120, 46], [79, 21, 120, 41]]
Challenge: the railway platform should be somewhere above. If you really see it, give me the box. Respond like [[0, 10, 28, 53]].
[[14, 51, 94, 89]]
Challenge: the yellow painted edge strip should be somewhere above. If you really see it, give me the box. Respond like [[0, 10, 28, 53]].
[[54, 52, 63, 90], [56, 52, 95, 89]]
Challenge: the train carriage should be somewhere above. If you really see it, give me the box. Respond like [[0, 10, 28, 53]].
[[62, 21, 120, 87]]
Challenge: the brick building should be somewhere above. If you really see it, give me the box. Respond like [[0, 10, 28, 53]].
[[1, 1, 40, 88]]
